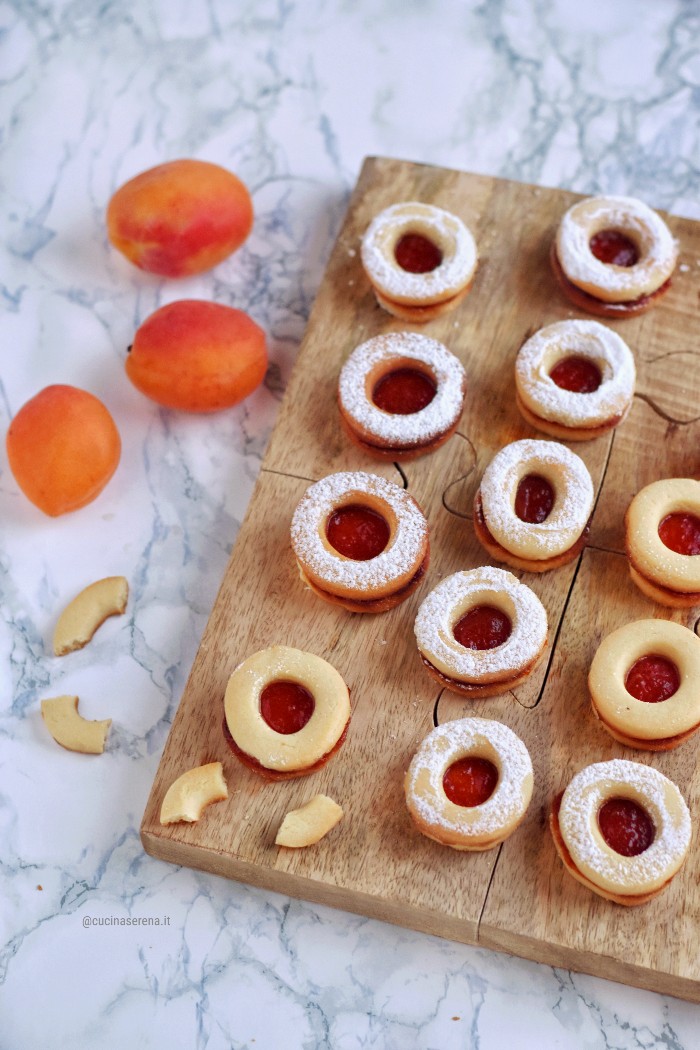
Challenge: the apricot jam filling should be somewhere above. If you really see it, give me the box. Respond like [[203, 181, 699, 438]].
[[260, 681, 315, 734], [453, 605, 512, 650], [658, 512, 700, 556], [394, 232, 443, 274], [443, 756, 499, 808], [625, 654, 680, 704], [597, 797, 655, 857], [326, 504, 390, 560], [515, 474, 555, 524], [372, 367, 437, 415], [589, 229, 640, 267], [549, 356, 602, 394]]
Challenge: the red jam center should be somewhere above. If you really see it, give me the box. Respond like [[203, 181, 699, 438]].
[[326, 503, 390, 560], [597, 797, 655, 857], [453, 604, 512, 650], [589, 229, 640, 267], [625, 654, 680, 704], [394, 232, 443, 273], [372, 367, 437, 415], [260, 681, 315, 735], [658, 512, 700, 556], [549, 356, 603, 394], [515, 474, 555, 524], [443, 756, 499, 808]]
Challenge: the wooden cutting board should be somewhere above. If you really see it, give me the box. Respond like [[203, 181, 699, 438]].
[[141, 157, 700, 1002]]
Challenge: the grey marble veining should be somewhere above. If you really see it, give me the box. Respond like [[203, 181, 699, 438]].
[[2, 1, 700, 1047]]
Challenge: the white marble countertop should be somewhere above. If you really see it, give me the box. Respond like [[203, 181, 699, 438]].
[[3, 2, 700, 1047]]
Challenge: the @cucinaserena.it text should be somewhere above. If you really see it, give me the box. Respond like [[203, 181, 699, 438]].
[[82, 915, 171, 927]]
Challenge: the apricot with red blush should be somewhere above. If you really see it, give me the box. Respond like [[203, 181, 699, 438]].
[[126, 300, 267, 412], [107, 159, 253, 277]]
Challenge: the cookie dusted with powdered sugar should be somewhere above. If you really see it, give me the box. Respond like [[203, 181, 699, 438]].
[[338, 332, 467, 459], [361, 201, 477, 321], [405, 717, 533, 851], [552, 194, 678, 317], [414, 566, 548, 698], [515, 319, 635, 441], [474, 438, 594, 572], [290, 471, 430, 613], [550, 759, 691, 905]]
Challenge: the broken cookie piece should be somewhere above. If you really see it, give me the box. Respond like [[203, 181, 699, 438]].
[[41, 695, 112, 754], [275, 794, 343, 848], [53, 576, 129, 656], [159, 762, 228, 825]]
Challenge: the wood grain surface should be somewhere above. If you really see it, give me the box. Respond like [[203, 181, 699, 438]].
[[141, 157, 700, 1001]]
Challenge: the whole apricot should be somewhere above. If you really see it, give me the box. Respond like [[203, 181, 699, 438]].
[[126, 300, 267, 412], [106, 159, 253, 277], [6, 385, 121, 516]]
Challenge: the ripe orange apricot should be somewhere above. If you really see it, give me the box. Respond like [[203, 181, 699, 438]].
[[126, 300, 267, 412], [6, 385, 121, 516], [106, 159, 254, 278]]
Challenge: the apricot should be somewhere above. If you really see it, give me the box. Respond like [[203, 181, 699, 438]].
[[126, 300, 267, 412], [106, 159, 253, 278], [6, 385, 121, 516]]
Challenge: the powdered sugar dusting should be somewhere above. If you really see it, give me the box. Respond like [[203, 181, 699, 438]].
[[338, 332, 466, 446], [361, 201, 477, 302], [559, 759, 692, 891], [414, 567, 547, 680], [480, 439, 594, 559], [556, 195, 678, 300], [515, 319, 635, 427], [290, 471, 428, 591], [406, 717, 533, 836]]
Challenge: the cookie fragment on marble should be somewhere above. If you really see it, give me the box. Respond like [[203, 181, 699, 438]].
[[53, 576, 129, 656], [275, 794, 344, 848], [159, 762, 229, 825], [40, 695, 112, 754]]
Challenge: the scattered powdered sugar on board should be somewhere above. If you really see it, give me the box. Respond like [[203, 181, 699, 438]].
[[338, 332, 466, 445], [559, 759, 692, 889], [406, 717, 533, 837], [414, 566, 547, 679], [290, 471, 428, 591], [515, 319, 635, 427], [480, 438, 594, 558]]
